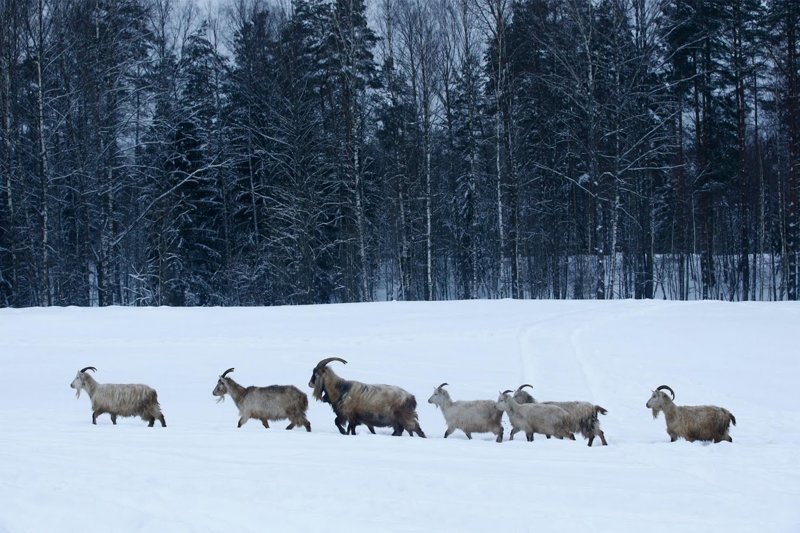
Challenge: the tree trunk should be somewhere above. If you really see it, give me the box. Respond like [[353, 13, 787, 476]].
[[753, 64, 766, 300], [1, 20, 17, 306], [36, 0, 51, 305], [786, 17, 799, 300], [354, 138, 370, 301], [733, 0, 750, 300], [495, 98, 504, 298], [676, 95, 687, 300]]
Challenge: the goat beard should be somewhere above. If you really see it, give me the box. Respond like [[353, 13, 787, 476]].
[[215, 396, 225, 404], [311, 382, 325, 402], [651, 407, 661, 419], [74, 389, 81, 400]]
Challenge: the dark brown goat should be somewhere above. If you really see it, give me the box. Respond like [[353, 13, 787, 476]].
[[308, 357, 425, 437]]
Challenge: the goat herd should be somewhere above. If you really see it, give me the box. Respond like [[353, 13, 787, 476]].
[[70, 357, 737, 444]]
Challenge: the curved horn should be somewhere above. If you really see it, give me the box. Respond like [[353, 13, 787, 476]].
[[656, 385, 675, 400], [517, 384, 533, 391], [221, 367, 235, 378], [315, 357, 348, 370], [437, 382, 449, 389], [80, 366, 97, 373], [501, 389, 514, 395]]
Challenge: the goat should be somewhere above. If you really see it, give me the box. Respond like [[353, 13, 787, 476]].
[[428, 383, 504, 442], [70, 366, 166, 427], [496, 391, 574, 442], [308, 357, 425, 437], [513, 384, 608, 446], [319, 382, 406, 435], [213, 368, 311, 431], [646, 385, 736, 443]]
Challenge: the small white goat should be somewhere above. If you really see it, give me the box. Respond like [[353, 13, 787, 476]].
[[646, 385, 736, 443], [213, 368, 311, 431], [427, 383, 504, 442], [70, 366, 166, 427], [513, 384, 608, 446], [496, 391, 574, 442]]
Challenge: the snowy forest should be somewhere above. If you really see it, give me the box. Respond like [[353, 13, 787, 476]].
[[0, 0, 798, 306]]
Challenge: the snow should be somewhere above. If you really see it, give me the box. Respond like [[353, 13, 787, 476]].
[[1, 300, 799, 532]]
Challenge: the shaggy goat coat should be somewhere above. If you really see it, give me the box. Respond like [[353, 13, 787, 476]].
[[71, 370, 166, 427]]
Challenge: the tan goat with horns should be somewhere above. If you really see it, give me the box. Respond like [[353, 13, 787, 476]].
[[70, 366, 166, 427], [213, 368, 311, 431], [646, 385, 736, 443]]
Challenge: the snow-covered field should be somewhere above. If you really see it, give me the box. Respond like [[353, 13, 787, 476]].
[[1, 300, 799, 532]]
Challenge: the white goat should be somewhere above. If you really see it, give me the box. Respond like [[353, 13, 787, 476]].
[[213, 368, 311, 431], [427, 383, 504, 442], [646, 385, 736, 443], [513, 384, 608, 446], [496, 391, 574, 442], [70, 366, 166, 427]]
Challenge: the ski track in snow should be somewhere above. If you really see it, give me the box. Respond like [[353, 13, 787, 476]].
[[514, 303, 610, 395], [0, 300, 799, 532]]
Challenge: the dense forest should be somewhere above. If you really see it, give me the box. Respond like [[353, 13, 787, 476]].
[[0, 0, 798, 306]]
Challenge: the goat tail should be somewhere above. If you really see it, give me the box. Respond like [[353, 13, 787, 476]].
[[729, 412, 737, 426], [595, 405, 608, 415], [403, 395, 417, 412], [300, 392, 309, 411]]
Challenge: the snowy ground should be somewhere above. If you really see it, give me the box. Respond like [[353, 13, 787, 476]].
[[1, 300, 798, 532]]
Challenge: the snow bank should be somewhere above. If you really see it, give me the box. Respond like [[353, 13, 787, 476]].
[[0, 300, 798, 532]]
